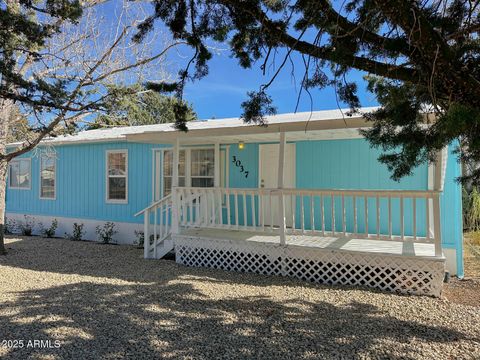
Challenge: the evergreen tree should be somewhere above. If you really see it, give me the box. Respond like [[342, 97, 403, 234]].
[[135, 0, 480, 183], [89, 85, 196, 128]]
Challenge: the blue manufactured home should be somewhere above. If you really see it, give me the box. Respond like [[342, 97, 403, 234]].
[[6, 108, 463, 296]]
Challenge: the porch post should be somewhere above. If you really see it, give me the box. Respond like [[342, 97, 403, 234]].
[[172, 138, 180, 235], [433, 149, 444, 257], [278, 132, 286, 246], [214, 142, 220, 187]]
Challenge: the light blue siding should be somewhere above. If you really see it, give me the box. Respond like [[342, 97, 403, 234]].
[[6, 137, 463, 275], [440, 142, 464, 277], [295, 139, 429, 236], [6, 142, 168, 224]]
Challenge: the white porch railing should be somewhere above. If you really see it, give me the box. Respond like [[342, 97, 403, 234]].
[[173, 187, 443, 257], [135, 194, 172, 259]]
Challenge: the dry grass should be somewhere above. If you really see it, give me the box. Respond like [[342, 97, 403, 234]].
[[467, 231, 480, 247], [0, 236, 479, 360]]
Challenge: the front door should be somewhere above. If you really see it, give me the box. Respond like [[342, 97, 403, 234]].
[[259, 143, 295, 227]]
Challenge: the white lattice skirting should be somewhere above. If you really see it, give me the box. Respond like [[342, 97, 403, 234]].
[[175, 236, 445, 297]]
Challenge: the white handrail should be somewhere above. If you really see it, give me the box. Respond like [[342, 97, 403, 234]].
[[135, 194, 172, 217], [135, 194, 173, 259]]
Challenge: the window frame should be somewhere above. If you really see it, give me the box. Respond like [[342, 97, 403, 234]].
[[190, 148, 215, 188], [39, 154, 56, 200], [105, 149, 128, 204], [162, 149, 187, 197], [161, 146, 217, 197], [8, 158, 31, 190]]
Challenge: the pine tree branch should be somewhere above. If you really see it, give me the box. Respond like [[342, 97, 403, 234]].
[[226, 1, 417, 82]]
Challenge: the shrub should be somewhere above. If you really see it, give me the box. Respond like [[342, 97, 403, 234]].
[[41, 219, 58, 238], [19, 215, 35, 236], [4, 217, 16, 235], [96, 222, 117, 244], [134, 230, 144, 248], [65, 223, 85, 241]]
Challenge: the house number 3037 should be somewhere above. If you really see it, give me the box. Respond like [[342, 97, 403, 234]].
[[232, 155, 249, 178]]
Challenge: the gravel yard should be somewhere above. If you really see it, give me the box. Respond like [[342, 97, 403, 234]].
[[0, 236, 479, 360]]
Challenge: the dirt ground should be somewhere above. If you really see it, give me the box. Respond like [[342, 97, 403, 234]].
[[0, 236, 479, 359], [443, 233, 480, 307]]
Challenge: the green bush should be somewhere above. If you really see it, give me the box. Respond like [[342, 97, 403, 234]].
[[65, 223, 85, 241], [134, 230, 144, 248], [96, 222, 117, 244], [19, 215, 35, 236], [4, 217, 16, 235], [41, 219, 58, 238]]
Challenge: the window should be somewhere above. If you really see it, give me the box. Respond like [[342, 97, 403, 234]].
[[40, 155, 56, 199], [107, 150, 128, 202], [191, 149, 214, 187], [161, 148, 215, 196], [163, 150, 185, 196], [9, 158, 31, 189]]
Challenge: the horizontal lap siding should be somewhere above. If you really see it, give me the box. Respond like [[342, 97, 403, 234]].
[[6, 142, 164, 224]]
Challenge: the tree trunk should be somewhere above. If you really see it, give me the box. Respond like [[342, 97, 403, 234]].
[[0, 97, 13, 255], [0, 159, 7, 255]]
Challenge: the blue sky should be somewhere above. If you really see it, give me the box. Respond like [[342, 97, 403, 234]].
[[175, 46, 377, 119], [180, 50, 379, 120], [98, 1, 379, 120]]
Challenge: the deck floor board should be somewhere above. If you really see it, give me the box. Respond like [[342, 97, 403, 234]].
[[180, 227, 438, 258]]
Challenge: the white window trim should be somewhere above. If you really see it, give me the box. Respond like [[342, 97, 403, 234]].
[[39, 155, 56, 200], [8, 158, 31, 190], [106, 149, 128, 204]]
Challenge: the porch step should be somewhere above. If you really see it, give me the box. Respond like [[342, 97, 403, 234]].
[[154, 237, 174, 259]]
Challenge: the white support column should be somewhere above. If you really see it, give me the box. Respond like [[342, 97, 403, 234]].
[[433, 193, 443, 257], [278, 132, 286, 246], [172, 138, 180, 235], [433, 149, 444, 191], [144, 209, 150, 259], [432, 149, 444, 257], [214, 142, 220, 188]]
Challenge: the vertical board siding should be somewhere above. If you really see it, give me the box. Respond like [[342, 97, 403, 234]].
[[6, 142, 168, 224], [440, 142, 464, 276], [7, 137, 462, 267], [228, 143, 259, 225], [294, 139, 429, 236]]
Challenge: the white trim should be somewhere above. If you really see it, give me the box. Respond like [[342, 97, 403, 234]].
[[105, 149, 128, 204], [39, 154, 56, 200], [161, 146, 215, 197], [8, 158, 32, 190]]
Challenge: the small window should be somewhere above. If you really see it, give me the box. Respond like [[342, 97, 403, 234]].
[[191, 149, 214, 187], [163, 150, 186, 196], [9, 158, 31, 189], [40, 155, 56, 199], [107, 150, 128, 202]]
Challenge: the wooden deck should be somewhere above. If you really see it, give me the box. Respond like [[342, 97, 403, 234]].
[[175, 227, 446, 296], [180, 228, 440, 259]]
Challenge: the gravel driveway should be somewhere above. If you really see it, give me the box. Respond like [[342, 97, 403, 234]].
[[0, 236, 479, 359]]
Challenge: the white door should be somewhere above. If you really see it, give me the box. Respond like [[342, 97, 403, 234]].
[[259, 143, 295, 227]]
